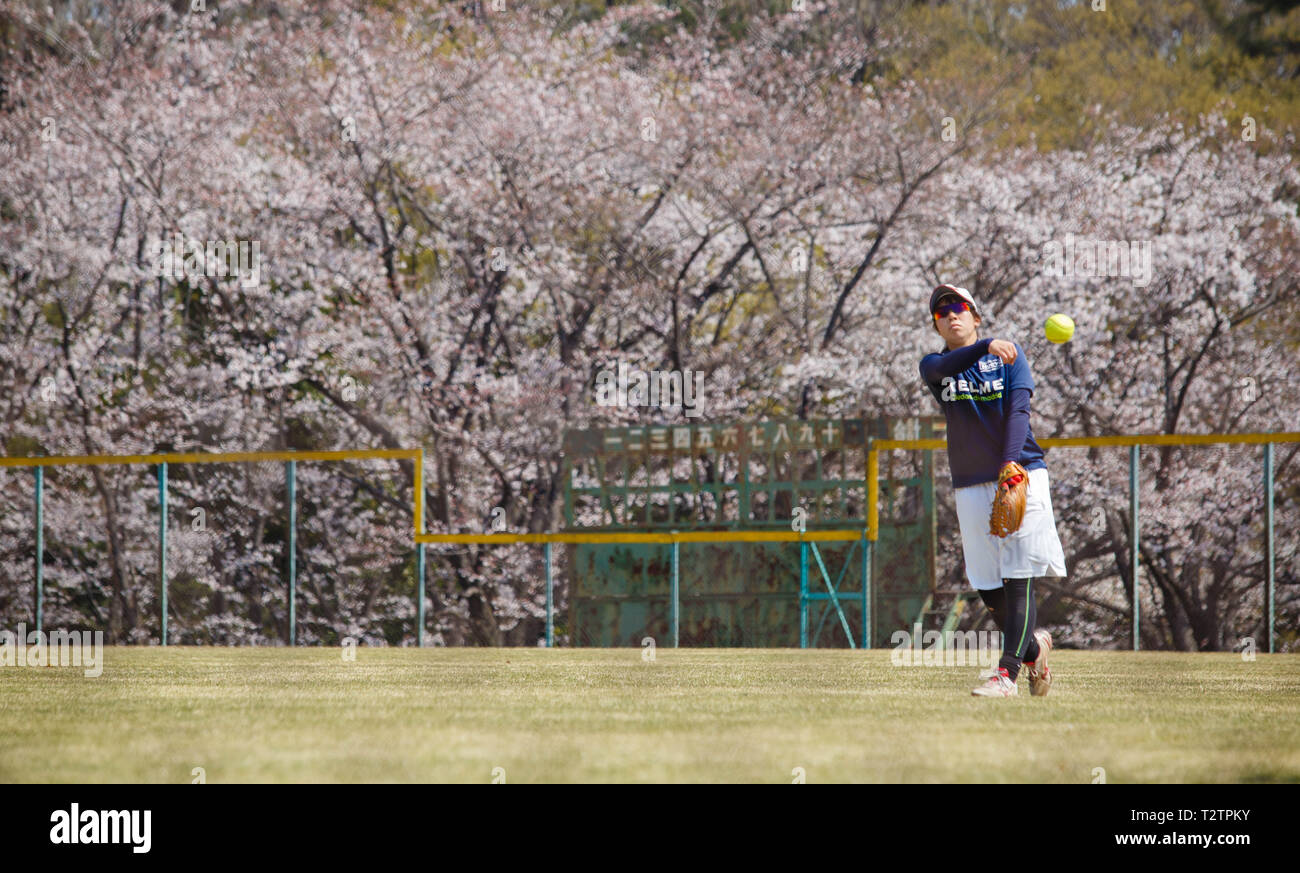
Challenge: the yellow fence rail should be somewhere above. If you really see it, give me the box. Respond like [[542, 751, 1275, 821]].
[[414, 529, 864, 544]]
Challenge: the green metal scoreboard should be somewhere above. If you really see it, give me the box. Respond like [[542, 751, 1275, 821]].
[[561, 416, 943, 647]]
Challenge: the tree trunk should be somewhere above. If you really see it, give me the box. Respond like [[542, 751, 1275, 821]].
[[465, 587, 501, 646], [91, 467, 131, 644]]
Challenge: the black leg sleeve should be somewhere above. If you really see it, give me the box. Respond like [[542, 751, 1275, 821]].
[[998, 578, 1040, 681], [1023, 597, 1042, 665], [977, 587, 1006, 631]]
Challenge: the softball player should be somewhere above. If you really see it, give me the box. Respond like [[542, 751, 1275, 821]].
[[918, 284, 1066, 697]]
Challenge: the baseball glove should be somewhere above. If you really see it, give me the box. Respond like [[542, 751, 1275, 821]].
[[989, 462, 1029, 538]]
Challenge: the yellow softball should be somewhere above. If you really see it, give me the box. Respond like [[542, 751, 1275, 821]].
[[1045, 313, 1075, 344]]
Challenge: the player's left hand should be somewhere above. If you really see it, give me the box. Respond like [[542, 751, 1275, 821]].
[[989, 461, 1029, 537]]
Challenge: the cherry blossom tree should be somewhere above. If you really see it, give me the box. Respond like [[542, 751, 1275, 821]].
[[1, 0, 1295, 648]]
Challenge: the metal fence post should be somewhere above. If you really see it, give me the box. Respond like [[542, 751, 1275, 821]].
[[799, 540, 809, 649], [1129, 444, 1139, 651], [415, 450, 425, 647], [865, 439, 877, 650], [861, 530, 871, 649], [417, 543, 426, 648], [287, 460, 296, 646], [544, 541, 553, 648], [159, 462, 168, 646], [35, 466, 44, 635], [670, 537, 679, 648], [1265, 442, 1275, 654]]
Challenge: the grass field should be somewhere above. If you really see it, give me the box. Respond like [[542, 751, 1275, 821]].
[[2, 647, 1298, 783]]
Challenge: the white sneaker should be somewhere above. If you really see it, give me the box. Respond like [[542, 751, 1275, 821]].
[[972, 667, 1018, 697], [1024, 629, 1052, 697]]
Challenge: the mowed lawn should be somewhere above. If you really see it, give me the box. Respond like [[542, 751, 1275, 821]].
[[1, 648, 1297, 783]]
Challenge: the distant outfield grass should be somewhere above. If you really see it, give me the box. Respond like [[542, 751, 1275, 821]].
[[1, 647, 1297, 783]]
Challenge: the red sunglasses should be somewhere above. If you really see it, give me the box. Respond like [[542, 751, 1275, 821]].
[[933, 300, 971, 319]]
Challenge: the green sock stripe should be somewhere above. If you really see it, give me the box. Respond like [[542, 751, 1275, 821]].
[[1014, 579, 1032, 657]]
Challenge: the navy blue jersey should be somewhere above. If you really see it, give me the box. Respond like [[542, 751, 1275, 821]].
[[919, 338, 1046, 487]]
